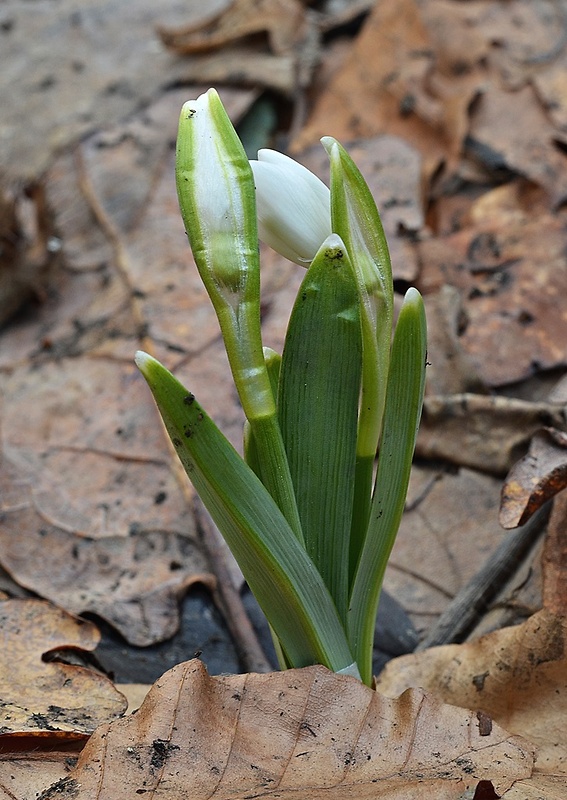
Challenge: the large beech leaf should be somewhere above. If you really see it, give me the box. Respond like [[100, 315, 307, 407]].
[[40, 660, 533, 799], [376, 609, 567, 799]]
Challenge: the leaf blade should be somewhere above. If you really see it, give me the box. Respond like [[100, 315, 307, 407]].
[[348, 288, 427, 684], [136, 352, 356, 674], [278, 236, 362, 622]]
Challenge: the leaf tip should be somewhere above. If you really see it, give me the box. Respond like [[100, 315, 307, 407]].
[[134, 350, 156, 376], [402, 286, 424, 312]]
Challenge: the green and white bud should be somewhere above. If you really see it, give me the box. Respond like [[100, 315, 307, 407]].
[[176, 88, 259, 304]]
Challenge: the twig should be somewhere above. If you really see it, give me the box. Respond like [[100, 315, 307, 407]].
[[416, 503, 550, 650]]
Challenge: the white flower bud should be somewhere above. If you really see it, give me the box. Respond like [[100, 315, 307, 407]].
[[177, 88, 258, 300], [250, 150, 331, 265]]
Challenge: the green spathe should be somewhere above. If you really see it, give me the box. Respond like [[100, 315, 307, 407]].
[[322, 136, 395, 580], [176, 88, 258, 300]]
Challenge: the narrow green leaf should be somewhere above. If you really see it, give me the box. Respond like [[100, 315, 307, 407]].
[[278, 235, 362, 622], [348, 288, 427, 685], [321, 137, 395, 582], [136, 352, 356, 674]]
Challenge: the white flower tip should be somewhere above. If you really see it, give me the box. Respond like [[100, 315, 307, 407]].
[[250, 150, 331, 265]]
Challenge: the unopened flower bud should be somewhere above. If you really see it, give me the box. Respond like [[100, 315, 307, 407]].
[[250, 150, 331, 265], [176, 88, 258, 303]]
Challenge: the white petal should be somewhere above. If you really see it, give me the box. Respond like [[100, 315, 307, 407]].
[[250, 154, 331, 264], [257, 149, 331, 207]]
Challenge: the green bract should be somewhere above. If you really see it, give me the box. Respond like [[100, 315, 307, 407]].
[[136, 88, 427, 686]]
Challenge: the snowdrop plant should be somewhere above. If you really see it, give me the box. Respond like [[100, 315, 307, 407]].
[[136, 88, 426, 686]]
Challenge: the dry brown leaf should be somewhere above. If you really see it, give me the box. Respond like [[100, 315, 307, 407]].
[[0, 374, 213, 646], [500, 429, 567, 529], [376, 609, 567, 796], [158, 0, 323, 94], [293, 0, 449, 178], [418, 206, 567, 387], [0, 0, 232, 182], [297, 0, 567, 205], [0, 598, 126, 736], [467, 84, 567, 207], [39, 660, 533, 799], [0, 90, 266, 645], [502, 773, 567, 800], [418, 395, 567, 475], [422, 285, 486, 396], [159, 0, 305, 56], [383, 466, 516, 637], [543, 491, 567, 616], [0, 755, 76, 800], [170, 46, 297, 95]]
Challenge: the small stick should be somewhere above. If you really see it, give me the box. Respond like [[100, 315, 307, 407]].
[[416, 503, 550, 651]]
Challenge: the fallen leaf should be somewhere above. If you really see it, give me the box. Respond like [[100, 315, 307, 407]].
[[40, 660, 533, 799], [467, 84, 567, 207], [422, 285, 486, 396], [0, 373, 213, 646], [158, 0, 328, 95], [159, 0, 306, 56], [0, 598, 126, 736], [376, 609, 567, 796], [297, 0, 567, 209], [543, 490, 567, 616], [0, 756, 76, 800], [418, 395, 567, 475], [500, 429, 567, 529], [0, 0, 230, 182], [0, 90, 266, 645], [384, 466, 518, 638], [293, 0, 449, 179], [418, 208, 567, 387]]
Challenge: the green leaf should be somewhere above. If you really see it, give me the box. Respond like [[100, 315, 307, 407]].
[[348, 288, 427, 685], [278, 235, 362, 622], [322, 137, 395, 581], [136, 352, 356, 675]]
